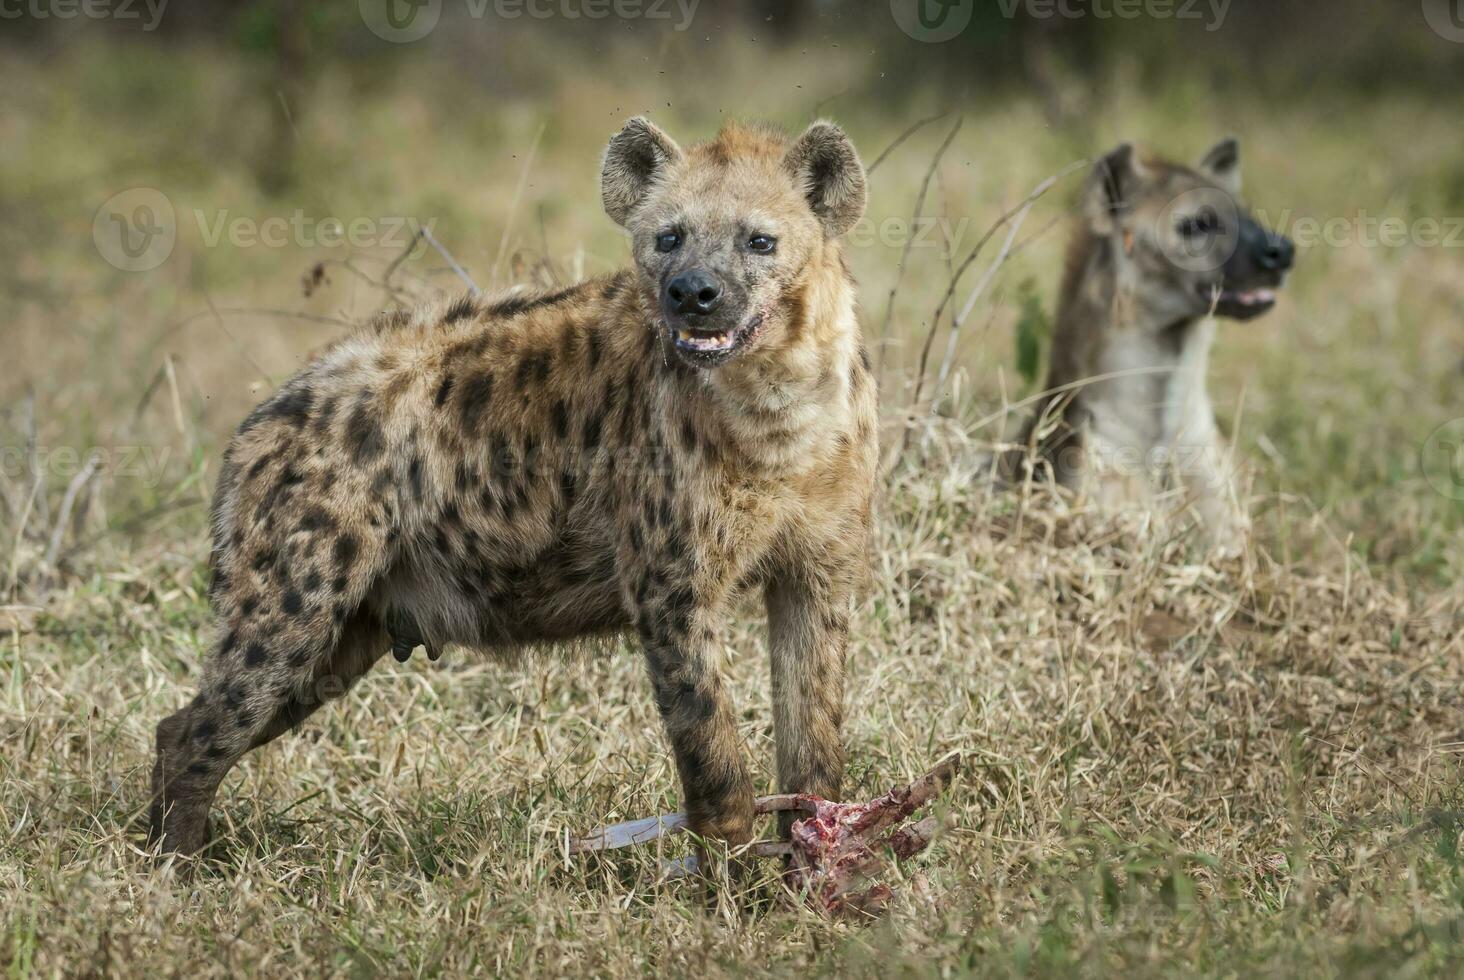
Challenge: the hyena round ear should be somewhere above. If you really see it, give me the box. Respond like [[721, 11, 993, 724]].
[[1198, 137, 1242, 196], [1085, 142, 1146, 236], [783, 120, 867, 238], [601, 117, 684, 228]]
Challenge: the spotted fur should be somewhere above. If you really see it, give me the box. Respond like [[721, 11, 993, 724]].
[[149, 119, 878, 857]]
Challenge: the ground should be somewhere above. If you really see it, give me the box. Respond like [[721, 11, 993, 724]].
[[1, 34, 1462, 978]]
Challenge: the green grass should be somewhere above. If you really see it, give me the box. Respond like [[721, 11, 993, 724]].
[[2, 30, 1463, 978]]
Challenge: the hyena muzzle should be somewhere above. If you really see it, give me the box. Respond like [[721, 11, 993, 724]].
[[148, 117, 878, 859]]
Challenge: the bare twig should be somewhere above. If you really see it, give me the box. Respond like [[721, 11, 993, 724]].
[[42, 451, 101, 572], [422, 227, 481, 296], [490, 122, 547, 289], [888, 161, 1085, 474], [875, 116, 964, 378], [865, 110, 950, 177]]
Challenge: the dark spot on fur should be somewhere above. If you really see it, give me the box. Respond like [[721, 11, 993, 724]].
[[586, 328, 603, 367], [270, 385, 314, 427], [443, 294, 479, 324], [515, 351, 550, 392], [371, 309, 412, 333], [303, 571, 322, 592], [333, 533, 360, 569], [299, 507, 335, 533], [282, 590, 303, 615], [408, 456, 424, 500], [582, 412, 602, 450], [458, 373, 495, 431], [552, 401, 569, 440], [680, 419, 697, 453], [244, 642, 268, 667], [487, 285, 580, 320], [313, 395, 338, 434], [274, 465, 304, 494], [434, 374, 455, 408], [331, 575, 348, 594], [245, 452, 275, 482], [346, 398, 385, 464]]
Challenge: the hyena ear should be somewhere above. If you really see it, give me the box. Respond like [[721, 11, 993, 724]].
[[783, 120, 867, 238], [1084, 143, 1147, 235], [601, 117, 683, 228], [1198, 137, 1242, 196]]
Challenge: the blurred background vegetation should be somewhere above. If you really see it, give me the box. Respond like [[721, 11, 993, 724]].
[[3, 7, 1464, 974], [2, 0, 1462, 590]]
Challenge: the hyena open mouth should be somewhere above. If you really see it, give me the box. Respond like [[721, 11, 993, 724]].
[[672, 312, 764, 356], [1199, 284, 1278, 320]]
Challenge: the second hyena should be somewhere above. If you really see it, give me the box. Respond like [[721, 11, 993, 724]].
[[1008, 139, 1295, 553], [149, 118, 877, 857]]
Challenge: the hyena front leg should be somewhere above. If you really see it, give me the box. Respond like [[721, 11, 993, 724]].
[[632, 583, 755, 849], [765, 566, 851, 831]]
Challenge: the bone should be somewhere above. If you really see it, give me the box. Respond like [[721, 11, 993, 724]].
[[567, 753, 962, 917]]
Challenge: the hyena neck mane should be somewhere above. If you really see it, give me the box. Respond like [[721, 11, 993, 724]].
[[1044, 223, 1217, 454]]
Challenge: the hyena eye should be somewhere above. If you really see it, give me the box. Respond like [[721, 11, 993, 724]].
[[746, 234, 777, 254], [1178, 208, 1222, 238], [655, 231, 682, 253]]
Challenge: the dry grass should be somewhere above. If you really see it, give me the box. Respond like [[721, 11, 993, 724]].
[[2, 33, 1463, 978]]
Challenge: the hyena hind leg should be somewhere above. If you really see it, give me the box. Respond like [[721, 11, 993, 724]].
[[148, 607, 389, 856]]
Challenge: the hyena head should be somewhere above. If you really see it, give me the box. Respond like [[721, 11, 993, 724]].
[[601, 117, 867, 369], [1085, 138, 1295, 324]]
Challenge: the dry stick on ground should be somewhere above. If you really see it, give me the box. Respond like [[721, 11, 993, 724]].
[[874, 117, 964, 384], [41, 451, 101, 575]]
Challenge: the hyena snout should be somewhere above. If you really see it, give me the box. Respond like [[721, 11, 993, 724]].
[[665, 268, 724, 317], [1241, 219, 1295, 275]]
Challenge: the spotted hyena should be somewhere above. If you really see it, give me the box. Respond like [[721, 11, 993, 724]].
[[1007, 139, 1294, 553], [149, 118, 877, 857]]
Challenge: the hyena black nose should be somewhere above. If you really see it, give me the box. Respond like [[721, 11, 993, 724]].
[[666, 269, 723, 316], [1259, 232, 1295, 272]]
